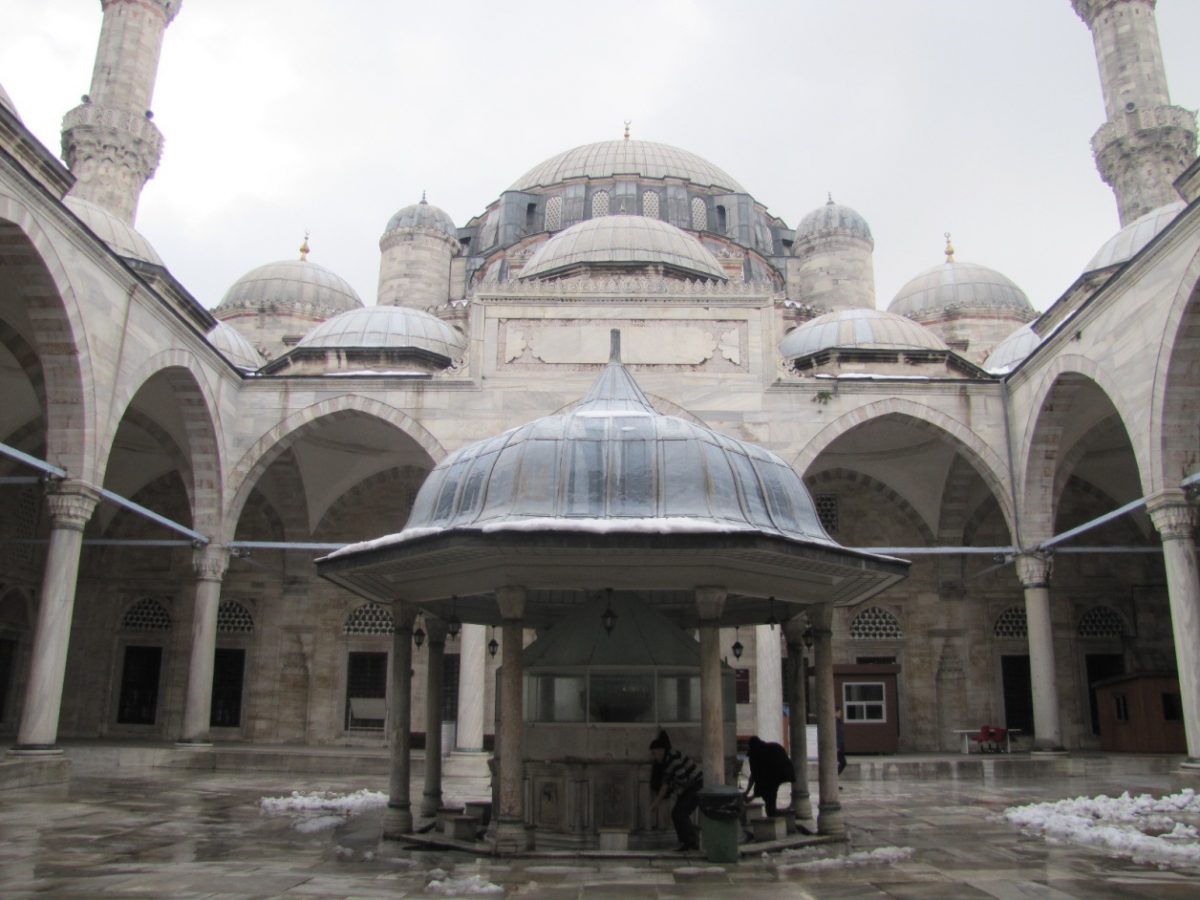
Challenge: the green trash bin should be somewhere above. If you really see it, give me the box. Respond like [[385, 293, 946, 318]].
[[696, 784, 743, 863]]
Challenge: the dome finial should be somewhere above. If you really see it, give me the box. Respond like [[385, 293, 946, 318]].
[[943, 231, 955, 263], [827, 192, 834, 205], [623, 120, 631, 140], [299, 231, 310, 262], [420, 190, 427, 205]]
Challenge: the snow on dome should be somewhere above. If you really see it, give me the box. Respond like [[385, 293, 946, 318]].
[[780, 308, 948, 360], [510, 138, 746, 194], [207, 320, 264, 371], [983, 322, 1041, 374], [0, 82, 18, 119], [383, 196, 458, 241], [215, 257, 363, 318], [1085, 202, 1185, 272], [889, 256, 1033, 323], [65, 196, 163, 265], [297, 304, 465, 360], [518, 216, 727, 281], [793, 197, 873, 248], [392, 352, 835, 546]]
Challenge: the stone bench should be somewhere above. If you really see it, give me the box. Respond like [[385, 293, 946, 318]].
[[751, 815, 787, 842], [448, 814, 482, 842], [437, 806, 465, 834], [464, 800, 492, 828]]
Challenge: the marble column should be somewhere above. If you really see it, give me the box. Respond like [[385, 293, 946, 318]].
[[754, 623, 783, 744], [420, 618, 448, 817], [494, 586, 528, 852], [178, 544, 229, 746], [12, 481, 98, 753], [696, 586, 726, 784], [810, 603, 843, 836], [383, 604, 417, 839], [456, 623, 486, 752], [1015, 552, 1064, 751], [1146, 490, 1200, 763], [784, 616, 814, 829]]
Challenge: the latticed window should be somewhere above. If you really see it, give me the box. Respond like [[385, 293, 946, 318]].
[[217, 600, 254, 634], [816, 493, 838, 533], [1078, 605, 1126, 638], [544, 195, 562, 231], [691, 197, 707, 231], [849, 607, 903, 640], [642, 191, 660, 219], [591, 190, 609, 217], [994, 607, 1027, 639], [344, 602, 394, 635], [122, 598, 171, 631]]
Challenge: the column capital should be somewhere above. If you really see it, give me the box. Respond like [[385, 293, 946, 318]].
[[424, 617, 448, 647], [44, 481, 100, 531], [1146, 489, 1196, 541], [495, 585, 526, 620], [192, 544, 229, 582], [1015, 551, 1053, 589], [695, 586, 726, 622], [392, 602, 416, 633], [783, 613, 809, 646]]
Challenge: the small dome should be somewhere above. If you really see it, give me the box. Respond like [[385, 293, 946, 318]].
[[793, 197, 873, 248], [780, 308, 948, 360], [207, 321, 264, 371], [383, 196, 458, 241], [510, 138, 745, 194], [216, 257, 363, 317], [65, 196, 162, 265], [889, 257, 1032, 322], [518, 216, 727, 281], [0, 82, 18, 119], [1085, 202, 1185, 272], [983, 323, 1041, 374], [297, 304, 465, 360]]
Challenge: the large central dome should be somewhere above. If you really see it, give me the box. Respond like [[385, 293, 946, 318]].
[[510, 139, 746, 194]]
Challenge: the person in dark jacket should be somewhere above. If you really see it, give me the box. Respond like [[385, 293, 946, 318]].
[[648, 730, 703, 851], [743, 735, 795, 816]]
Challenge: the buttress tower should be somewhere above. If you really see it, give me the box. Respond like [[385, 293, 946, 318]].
[[61, 0, 182, 225], [1072, 0, 1196, 225]]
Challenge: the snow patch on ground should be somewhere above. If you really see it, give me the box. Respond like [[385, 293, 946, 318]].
[[777, 845, 914, 872], [260, 789, 389, 832], [425, 872, 503, 895], [1003, 789, 1200, 869]]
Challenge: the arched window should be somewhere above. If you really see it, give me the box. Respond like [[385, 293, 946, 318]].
[[691, 197, 708, 231], [544, 196, 562, 231], [525, 202, 538, 232], [642, 191, 660, 219], [344, 602, 394, 635], [217, 600, 254, 634], [849, 606, 903, 640], [993, 607, 1027, 639], [1078, 605, 1126, 638], [591, 190, 610, 217], [122, 598, 171, 631], [716, 204, 727, 233]]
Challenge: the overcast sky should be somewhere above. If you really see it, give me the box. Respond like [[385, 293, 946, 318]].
[[2, 0, 1198, 313]]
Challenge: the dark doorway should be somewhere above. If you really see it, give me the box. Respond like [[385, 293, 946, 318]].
[[345, 651, 387, 730], [1086, 653, 1125, 734], [0, 637, 16, 724], [210, 647, 246, 728], [1001, 654, 1033, 733], [117, 645, 162, 725]]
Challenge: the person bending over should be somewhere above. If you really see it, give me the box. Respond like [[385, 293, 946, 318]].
[[649, 730, 703, 851], [743, 735, 795, 816]]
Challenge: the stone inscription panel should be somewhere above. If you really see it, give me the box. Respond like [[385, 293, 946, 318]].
[[499, 319, 746, 371]]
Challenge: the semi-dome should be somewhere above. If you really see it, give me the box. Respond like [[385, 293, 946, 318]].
[[216, 255, 363, 317], [889, 254, 1033, 322], [297, 304, 465, 360], [983, 322, 1041, 375], [518, 216, 727, 281], [793, 197, 873, 248], [383, 196, 458, 241], [510, 138, 745, 194], [207, 320, 264, 371], [780, 308, 948, 360], [65, 196, 162, 265], [1085, 201, 1185, 272]]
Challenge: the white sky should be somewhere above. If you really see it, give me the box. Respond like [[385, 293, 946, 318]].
[[2, 0, 1198, 313]]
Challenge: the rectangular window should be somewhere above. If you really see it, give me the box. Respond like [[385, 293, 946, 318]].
[[589, 673, 654, 723], [657, 673, 700, 722], [210, 647, 245, 728], [345, 651, 387, 730], [117, 645, 162, 725], [735, 668, 750, 704], [525, 673, 585, 723], [442, 653, 460, 722], [1162, 692, 1183, 722], [842, 681, 886, 722]]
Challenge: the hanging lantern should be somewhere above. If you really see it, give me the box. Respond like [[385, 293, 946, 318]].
[[767, 596, 779, 630], [802, 625, 815, 650], [413, 623, 426, 649], [600, 588, 618, 636], [731, 626, 744, 660], [447, 596, 462, 638], [488, 626, 499, 658]]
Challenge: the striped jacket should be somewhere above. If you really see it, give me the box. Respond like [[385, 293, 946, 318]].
[[657, 748, 703, 795]]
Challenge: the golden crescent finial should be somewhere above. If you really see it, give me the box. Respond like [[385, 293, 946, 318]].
[[623, 120, 631, 140], [299, 231, 310, 262], [944, 231, 955, 263]]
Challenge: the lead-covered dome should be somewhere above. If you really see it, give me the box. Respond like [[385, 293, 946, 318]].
[[510, 139, 745, 194], [982, 322, 1041, 375], [781, 308, 948, 360], [215, 256, 363, 318], [65, 196, 162, 265], [207, 320, 263, 371], [518, 216, 727, 281], [383, 196, 458, 241], [1085, 202, 1185, 272], [889, 256, 1033, 323], [297, 304, 465, 360], [793, 197, 873, 248]]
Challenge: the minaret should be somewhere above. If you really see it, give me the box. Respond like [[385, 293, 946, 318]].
[[1072, 0, 1196, 225], [61, 0, 182, 225]]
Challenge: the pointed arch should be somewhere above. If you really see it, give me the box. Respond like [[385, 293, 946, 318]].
[[1151, 246, 1200, 490]]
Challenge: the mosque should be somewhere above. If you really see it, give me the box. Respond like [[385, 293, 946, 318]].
[[1, 0, 1198, 844]]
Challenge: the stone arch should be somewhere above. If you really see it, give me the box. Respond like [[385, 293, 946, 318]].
[[225, 395, 446, 533], [804, 468, 936, 545], [0, 318, 47, 446], [794, 398, 1015, 536], [120, 597, 173, 632], [0, 195, 92, 477], [992, 606, 1027, 639], [217, 600, 255, 634], [1151, 249, 1200, 491], [313, 465, 429, 540], [1077, 604, 1127, 639], [848, 605, 904, 640], [343, 602, 394, 635], [100, 353, 224, 538]]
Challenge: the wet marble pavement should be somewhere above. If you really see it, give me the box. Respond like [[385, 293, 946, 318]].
[[0, 766, 1197, 898]]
